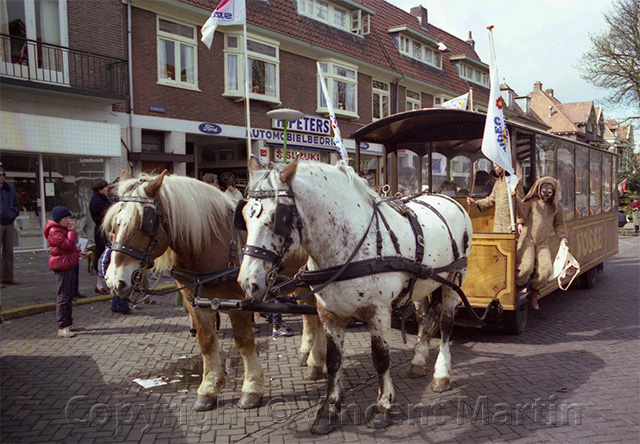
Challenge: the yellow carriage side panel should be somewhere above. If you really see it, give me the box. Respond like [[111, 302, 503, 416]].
[[461, 234, 518, 311], [453, 198, 495, 233]]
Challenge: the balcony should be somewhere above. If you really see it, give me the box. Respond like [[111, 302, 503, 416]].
[[0, 34, 129, 102]]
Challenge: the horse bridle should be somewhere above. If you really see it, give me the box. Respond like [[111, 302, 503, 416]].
[[233, 186, 303, 287], [111, 196, 171, 274]]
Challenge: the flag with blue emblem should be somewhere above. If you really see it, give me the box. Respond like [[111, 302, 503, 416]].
[[201, 0, 246, 49]]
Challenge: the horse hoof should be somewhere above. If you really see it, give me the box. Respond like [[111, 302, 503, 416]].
[[298, 352, 310, 367], [431, 378, 451, 393], [409, 364, 428, 378], [193, 395, 217, 411], [311, 416, 335, 435], [304, 366, 324, 381], [237, 392, 262, 409]]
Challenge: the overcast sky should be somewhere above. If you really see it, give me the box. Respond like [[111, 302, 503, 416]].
[[387, 0, 632, 121]]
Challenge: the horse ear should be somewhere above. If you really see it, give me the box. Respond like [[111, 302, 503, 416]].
[[120, 170, 133, 180], [248, 155, 262, 174], [280, 158, 297, 185], [144, 170, 168, 198]]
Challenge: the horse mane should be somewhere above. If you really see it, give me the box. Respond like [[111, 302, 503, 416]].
[[103, 174, 234, 273]]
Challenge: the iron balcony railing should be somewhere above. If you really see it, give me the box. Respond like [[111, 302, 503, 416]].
[[0, 34, 128, 99]]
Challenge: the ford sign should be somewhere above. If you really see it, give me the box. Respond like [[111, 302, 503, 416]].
[[199, 123, 222, 134], [360, 142, 370, 150]]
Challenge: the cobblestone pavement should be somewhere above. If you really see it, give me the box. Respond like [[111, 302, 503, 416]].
[[1, 236, 638, 443]]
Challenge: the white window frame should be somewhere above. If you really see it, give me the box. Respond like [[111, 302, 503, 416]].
[[434, 96, 446, 107], [157, 17, 198, 90], [406, 89, 421, 110], [223, 33, 280, 104], [372, 79, 390, 121], [297, 0, 350, 32], [456, 62, 489, 87], [0, 0, 69, 84], [397, 35, 442, 69], [317, 60, 358, 119]]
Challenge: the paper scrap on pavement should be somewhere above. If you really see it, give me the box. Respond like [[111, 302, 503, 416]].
[[133, 378, 167, 388]]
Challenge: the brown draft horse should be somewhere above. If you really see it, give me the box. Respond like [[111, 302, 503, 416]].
[[102, 170, 325, 412]]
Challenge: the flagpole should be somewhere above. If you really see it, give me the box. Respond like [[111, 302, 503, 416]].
[[487, 25, 516, 232], [469, 87, 473, 111], [243, 21, 252, 163]]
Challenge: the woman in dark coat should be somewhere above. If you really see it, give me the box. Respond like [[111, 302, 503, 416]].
[[89, 178, 110, 294]]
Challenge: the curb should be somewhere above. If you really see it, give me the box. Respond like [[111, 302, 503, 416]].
[[0, 284, 177, 320]]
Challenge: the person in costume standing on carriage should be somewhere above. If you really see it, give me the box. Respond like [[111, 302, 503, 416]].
[[515, 176, 569, 310], [467, 163, 524, 233], [44, 206, 89, 338]]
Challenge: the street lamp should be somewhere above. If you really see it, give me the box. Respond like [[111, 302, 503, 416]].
[[267, 108, 304, 164]]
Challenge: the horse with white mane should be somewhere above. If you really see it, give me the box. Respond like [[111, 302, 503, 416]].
[[238, 158, 473, 434], [102, 171, 325, 412]]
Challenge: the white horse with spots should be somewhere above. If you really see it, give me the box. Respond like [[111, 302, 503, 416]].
[[238, 158, 473, 434]]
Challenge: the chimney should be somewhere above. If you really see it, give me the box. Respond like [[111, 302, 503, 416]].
[[410, 6, 428, 29], [548, 105, 553, 118], [533, 81, 543, 92], [466, 31, 475, 50], [545, 88, 554, 97]]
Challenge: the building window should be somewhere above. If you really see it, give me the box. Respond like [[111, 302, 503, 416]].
[[395, 35, 442, 69], [434, 96, 446, 107], [317, 60, 358, 118], [406, 89, 421, 110], [455, 62, 489, 87], [0, 0, 69, 84], [141, 130, 165, 153], [157, 17, 197, 89], [297, 0, 368, 34], [224, 34, 279, 102], [372, 80, 390, 120]]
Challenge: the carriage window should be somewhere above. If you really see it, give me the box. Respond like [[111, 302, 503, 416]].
[[397, 149, 420, 196], [471, 159, 493, 197], [575, 146, 589, 218], [557, 142, 574, 221], [157, 18, 197, 89], [590, 150, 602, 215], [360, 154, 379, 187], [450, 155, 472, 196], [536, 135, 557, 178], [602, 154, 613, 212], [429, 152, 447, 194]]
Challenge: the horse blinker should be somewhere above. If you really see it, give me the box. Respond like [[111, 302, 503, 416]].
[[141, 206, 159, 237], [233, 200, 248, 231], [274, 204, 293, 238]]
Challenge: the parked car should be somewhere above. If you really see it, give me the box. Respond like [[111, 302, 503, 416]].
[[619, 210, 629, 227]]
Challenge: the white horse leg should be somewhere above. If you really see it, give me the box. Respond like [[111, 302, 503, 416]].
[[227, 311, 265, 409], [191, 306, 225, 411], [311, 312, 347, 435], [432, 277, 462, 392]]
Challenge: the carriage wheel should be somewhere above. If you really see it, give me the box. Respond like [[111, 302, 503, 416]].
[[503, 301, 528, 335], [580, 267, 598, 289]]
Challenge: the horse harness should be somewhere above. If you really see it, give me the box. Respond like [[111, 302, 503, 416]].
[[112, 195, 243, 301], [235, 184, 500, 334]]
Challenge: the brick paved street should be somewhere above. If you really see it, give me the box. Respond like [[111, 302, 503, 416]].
[[1, 236, 638, 443]]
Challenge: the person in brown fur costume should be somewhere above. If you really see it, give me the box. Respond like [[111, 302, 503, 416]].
[[467, 164, 524, 233], [515, 176, 569, 309]]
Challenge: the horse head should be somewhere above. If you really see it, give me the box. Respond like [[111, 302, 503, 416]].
[[103, 170, 172, 298], [238, 157, 303, 302]]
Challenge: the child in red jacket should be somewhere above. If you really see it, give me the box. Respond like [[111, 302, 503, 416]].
[[44, 206, 88, 338]]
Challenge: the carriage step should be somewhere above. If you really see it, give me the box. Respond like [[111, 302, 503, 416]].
[[192, 297, 318, 315]]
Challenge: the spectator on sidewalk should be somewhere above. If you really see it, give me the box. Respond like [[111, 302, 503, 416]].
[[1, 166, 20, 288], [89, 179, 111, 295], [97, 242, 131, 314], [44, 206, 89, 338], [631, 197, 640, 235]]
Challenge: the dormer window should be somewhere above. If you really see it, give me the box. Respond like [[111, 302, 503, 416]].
[[388, 26, 442, 69], [449, 54, 489, 88], [297, 0, 373, 35]]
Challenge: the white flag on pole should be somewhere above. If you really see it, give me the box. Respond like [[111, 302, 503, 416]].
[[481, 26, 518, 191], [441, 92, 469, 110], [317, 62, 349, 163], [201, 0, 246, 49]]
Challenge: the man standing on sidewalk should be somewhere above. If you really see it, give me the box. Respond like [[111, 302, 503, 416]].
[[0, 166, 20, 288]]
